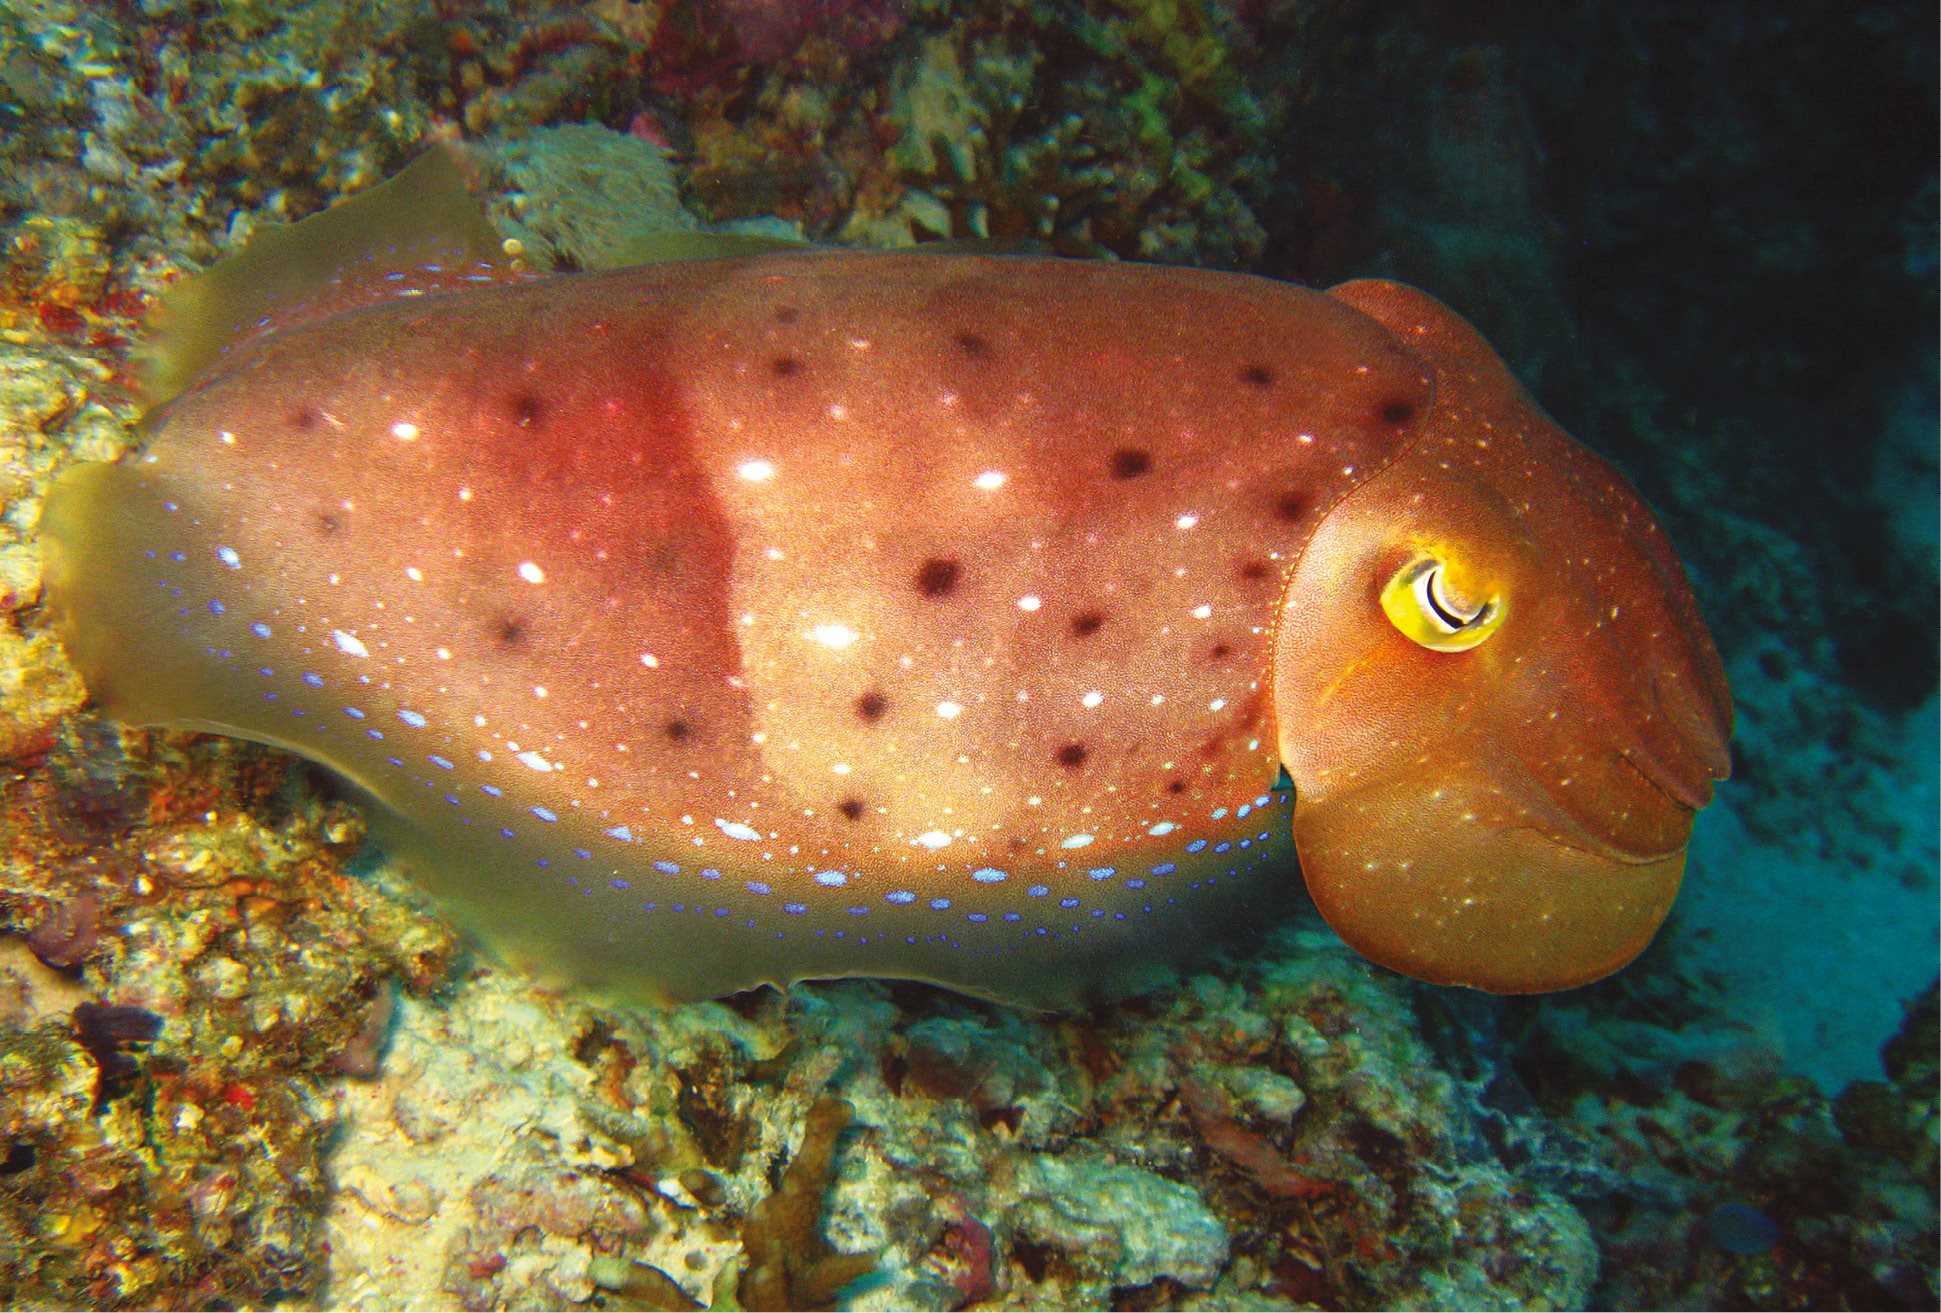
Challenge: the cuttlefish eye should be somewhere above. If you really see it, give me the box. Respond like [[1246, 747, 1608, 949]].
[[1381, 554, 1505, 652]]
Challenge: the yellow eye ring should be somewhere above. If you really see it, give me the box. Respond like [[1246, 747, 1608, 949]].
[[1381, 555, 1505, 652]]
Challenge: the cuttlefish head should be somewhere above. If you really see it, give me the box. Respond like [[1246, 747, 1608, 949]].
[[1273, 280, 1733, 992]]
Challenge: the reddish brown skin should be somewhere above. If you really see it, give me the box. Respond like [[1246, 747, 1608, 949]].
[[43, 251, 1730, 1004], [1276, 280, 1731, 991]]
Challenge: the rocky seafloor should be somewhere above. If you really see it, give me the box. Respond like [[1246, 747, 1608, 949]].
[[1, 1, 1935, 1308]]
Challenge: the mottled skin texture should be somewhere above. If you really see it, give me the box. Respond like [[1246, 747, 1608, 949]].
[[43, 247, 1730, 1005]]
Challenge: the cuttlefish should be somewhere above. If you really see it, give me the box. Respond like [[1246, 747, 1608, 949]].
[[42, 149, 1732, 1006]]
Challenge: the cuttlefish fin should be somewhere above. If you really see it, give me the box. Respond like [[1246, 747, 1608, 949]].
[[593, 228, 810, 269], [146, 145, 1057, 415], [145, 143, 512, 411]]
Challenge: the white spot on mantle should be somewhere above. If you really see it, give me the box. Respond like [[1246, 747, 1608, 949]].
[[331, 630, 369, 658], [716, 818, 762, 841]]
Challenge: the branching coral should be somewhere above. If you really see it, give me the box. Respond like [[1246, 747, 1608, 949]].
[[736, 1096, 876, 1311]]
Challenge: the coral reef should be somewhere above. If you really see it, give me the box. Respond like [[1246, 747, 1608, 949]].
[[0, 726, 457, 1306], [666, 0, 1273, 265], [479, 122, 698, 271], [311, 921, 1609, 1310], [0, 0, 653, 286], [738, 1097, 877, 1310], [1515, 979, 1939, 1308]]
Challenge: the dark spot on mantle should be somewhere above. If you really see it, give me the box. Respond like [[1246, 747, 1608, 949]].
[[1110, 448, 1152, 479], [955, 332, 992, 358], [771, 355, 802, 378], [508, 392, 545, 427], [315, 512, 341, 536], [1381, 398, 1417, 425], [1273, 492, 1309, 522], [665, 718, 694, 742], [837, 797, 865, 820], [1070, 610, 1105, 638], [856, 690, 889, 722], [1055, 743, 1088, 768], [494, 617, 527, 646], [1239, 559, 1273, 582], [915, 558, 961, 598], [1240, 364, 1275, 387]]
